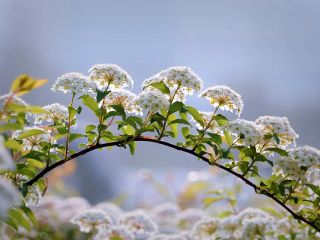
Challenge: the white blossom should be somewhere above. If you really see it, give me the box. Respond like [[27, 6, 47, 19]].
[[0, 177, 20, 218], [70, 208, 112, 233], [52, 72, 94, 94], [150, 233, 190, 240], [135, 90, 169, 114], [200, 85, 244, 116], [255, 116, 299, 148], [95, 202, 122, 223], [0, 136, 15, 170], [119, 210, 158, 240], [191, 217, 219, 240], [12, 126, 54, 151], [241, 217, 276, 240], [94, 225, 134, 240], [151, 202, 180, 233], [103, 89, 139, 114], [237, 208, 273, 223], [88, 64, 133, 90], [273, 146, 320, 178], [142, 66, 203, 102], [34, 103, 69, 124], [224, 119, 263, 146], [214, 215, 240, 239]]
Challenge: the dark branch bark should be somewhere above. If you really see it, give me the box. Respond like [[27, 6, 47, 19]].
[[25, 136, 320, 232]]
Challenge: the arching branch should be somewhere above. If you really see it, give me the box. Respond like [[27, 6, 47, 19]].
[[25, 136, 320, 232]]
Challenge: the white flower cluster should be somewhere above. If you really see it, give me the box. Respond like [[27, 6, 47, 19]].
[[52, 72, 94, 94], [70, 208, 113, 233], [135, 90, 169, 114], [0, 176, 20, 218], [34, 103, 69, 124], [255, 116, 299, 148], [103, 89, 139, 114], [190, 217, 219, 240], [119, 210, 159, 239], [143, 66, 203, 102], [214, 208, 275, 239], [12, 126, 54, 151], [273, 146, 320, 179], [12, 196, 313, 240], [224, 119, 263, 146], [200, 85, 244, 116], [89, 64, 133, 90], [0, 136, 15, 170]]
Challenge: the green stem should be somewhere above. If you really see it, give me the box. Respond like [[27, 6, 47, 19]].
[[192, 105, 220, 151], [64, 93, 76, 159], [157, 84, 181, 140]]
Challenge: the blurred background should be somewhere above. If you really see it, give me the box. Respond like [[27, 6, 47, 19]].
[[1, 0, 319, 207]]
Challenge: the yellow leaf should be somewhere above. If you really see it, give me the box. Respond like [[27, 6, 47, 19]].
[[10, 74, 47, 96]]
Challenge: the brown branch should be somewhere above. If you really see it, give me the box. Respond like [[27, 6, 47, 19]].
[[25, 136, 320, 232]]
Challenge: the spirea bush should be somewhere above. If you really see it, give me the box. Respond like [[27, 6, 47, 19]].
[[0, 65, 320, 239]]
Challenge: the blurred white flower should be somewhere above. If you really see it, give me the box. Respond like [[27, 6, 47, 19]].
[[150, 233, 190, 240], [94, 226, 134, 240], [214, 215, 240, 239], [151, 202, 180, 233], [191, 217, 219, 240], [119, 210, 158, 239], [241, 217, 276, 240], [24, 184, 43, 207], [71, 208, 112, 233], [34, 103, 69, 124], [237, 208, 273, 223], [88, 64, 133, 90], [200, 85, 243, 116], [94, 202, 122, 223], [255, 116, 299, 148], [0, 93, 28, 112], [0, 177, 20, 218], [224, 119, 263, 146], [52, 72, 93, 94], [135, 90, 169, 114]]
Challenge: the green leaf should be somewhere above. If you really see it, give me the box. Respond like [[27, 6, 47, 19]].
[[120, 125, 135, 135], [181, 127, 190, 139], [96, 89, 110, 102], [0, 122, 23, 132], [213, 114, 228, 126], [147, 81, 170, 95], [8, 208, 31, 231], [207, 133, 222, 145], [17, 129, 45, 140], [273, 134, 280, 145], [168, 101, 183, 115], [111, 105, 126, 119], [85, 125, 96, 132], [21, 206, 37, 225], [69, 133, 86, 142], [82, 95, 100, 117], [265, 147, 288, 156], [306, 184, 320, 196], [68, 106, 77, 120], [4, 139, 22, 151], [223, 130, 233, 146], [186, 106, 204, 127], [128, 141, 136, 156], [168, 119, 191, 126]]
